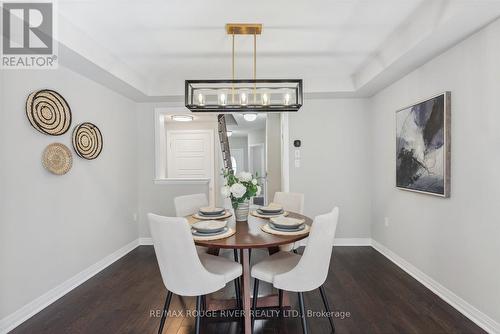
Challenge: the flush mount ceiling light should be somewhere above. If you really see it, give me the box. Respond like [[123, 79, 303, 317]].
[[185, 23, 303, 113], [171, 115, 193, 122], [243, 113, 257, 122]]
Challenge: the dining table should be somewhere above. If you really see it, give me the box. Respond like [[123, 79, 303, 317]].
[[186, 210, 312, 334]]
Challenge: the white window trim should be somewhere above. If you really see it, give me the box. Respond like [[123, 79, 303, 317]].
[[154, 108, 290, 194]]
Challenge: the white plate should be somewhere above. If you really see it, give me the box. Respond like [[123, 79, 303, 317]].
[[259, 203, 283, 213], [199, 207, 225, 215], [270, 216, 305, 228], [192, 220, 227, 233], [192, 227, 228, 236]]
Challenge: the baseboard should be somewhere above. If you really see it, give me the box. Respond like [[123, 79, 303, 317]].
[[371, 239, 500, 334], [333, 238, 372, 246], [139, 237, 153, 245], [0, 238, 140, 334]]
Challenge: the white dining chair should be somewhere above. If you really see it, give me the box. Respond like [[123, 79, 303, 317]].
[[174, 193, 209, 217], [273, 192, 305, 252], [174, 193, 209, 255], [251, 207, 339, 334], [273, 192, 305, 214], [148, 213, 243, 334], [175, 193, 243, 309]]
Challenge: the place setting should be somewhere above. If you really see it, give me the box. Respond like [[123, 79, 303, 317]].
[[191, 219, 235, 241], [192, 206, 232, 220], [250, 203, 289, 219], [261, 215, 310, 236]]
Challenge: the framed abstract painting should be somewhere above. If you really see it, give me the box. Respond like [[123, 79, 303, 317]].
[[396, 92, 451, 197]]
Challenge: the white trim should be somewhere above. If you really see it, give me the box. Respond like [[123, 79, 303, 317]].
[[280, 113, 290, 192], [154, 109, 167, 180], [333, 238, 372, 246], [139, 237, 153, 245], [154, 178, 210, 185], [0, 239, 140, 334], [371, 239, 500, 334]]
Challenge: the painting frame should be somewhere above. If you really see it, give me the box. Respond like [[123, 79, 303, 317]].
[[395, 91, 451, 198]]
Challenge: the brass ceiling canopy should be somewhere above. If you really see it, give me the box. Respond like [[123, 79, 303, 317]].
[[225, 23, 262, 35], [185, 23, 302, 113]]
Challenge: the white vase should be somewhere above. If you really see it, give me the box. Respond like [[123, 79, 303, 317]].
[[234, 199, 250, 222]]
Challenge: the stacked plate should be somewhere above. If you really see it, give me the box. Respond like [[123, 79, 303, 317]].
[[191, 220, 228, 236], [268, 216, 306, 232], [197, 207, 226, 219], [256, 204, 284, 217]]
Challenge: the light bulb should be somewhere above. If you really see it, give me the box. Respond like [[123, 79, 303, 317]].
[[243, 113, 257, 122], [261, 93, 270, 105], [219, 93, 227, 106], [240, 92, 248, 106], [171, 115, 193, 122], [284, 93, 291, 106], [196, 93, 205, 106]]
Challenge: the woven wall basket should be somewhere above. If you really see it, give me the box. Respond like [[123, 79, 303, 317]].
[[72, 122, 103, 160], [42, 143, 73, 175], [26, 90, 72, 136]]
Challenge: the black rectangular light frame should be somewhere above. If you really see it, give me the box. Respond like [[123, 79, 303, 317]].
[[185, 79, 303, 112]]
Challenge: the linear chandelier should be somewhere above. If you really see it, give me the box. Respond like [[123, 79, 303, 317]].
[[185, 23, 303, 113]]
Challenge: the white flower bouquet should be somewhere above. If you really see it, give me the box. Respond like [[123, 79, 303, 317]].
[[221, 170, 261, 210]]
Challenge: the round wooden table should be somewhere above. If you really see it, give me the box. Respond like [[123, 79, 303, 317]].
[[186, 211, 312, 334]]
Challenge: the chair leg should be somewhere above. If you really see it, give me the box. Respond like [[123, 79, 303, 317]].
[[233, 249, 242, 309], [278, 289, 283, 317], [252, 278, 260, 328], [234, 278, 242, 309], [252, 279, 259, 311], [158, 291, 173, 334], [195, 295, 202, 334], [319, 285, 335, 333], [297, 292, 308, 334], [201, 295, 207, 311]]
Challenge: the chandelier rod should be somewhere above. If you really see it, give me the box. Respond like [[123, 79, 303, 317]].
[[253, 31, 257, 104], [231, 32, 235, 104]]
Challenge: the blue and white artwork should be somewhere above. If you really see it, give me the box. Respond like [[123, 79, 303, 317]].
[[396, 92, 450, 197]]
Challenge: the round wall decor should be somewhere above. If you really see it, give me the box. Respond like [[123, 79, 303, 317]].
[[72, 122, 103, 160], [42, 143, 73, 175], [26, 89, 72, 136]]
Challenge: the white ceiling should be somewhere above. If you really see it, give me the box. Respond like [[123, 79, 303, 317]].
[[227, 114, 267, 137], [56, 0, 500, 101]]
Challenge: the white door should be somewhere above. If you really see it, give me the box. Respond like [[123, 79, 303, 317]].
[[166, 130, 214, 203]]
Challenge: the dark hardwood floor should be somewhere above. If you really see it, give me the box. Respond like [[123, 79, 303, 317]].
[[11, 246, 484, 334]]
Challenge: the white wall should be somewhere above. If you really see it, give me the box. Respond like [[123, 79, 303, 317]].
[[247, 128, 265, 145], [369, 19, 500, 325], [0, 67, 138, 319], [228, 136, 248, 171], [288, 99, 371, 238], [266, 113, 282, 202]]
